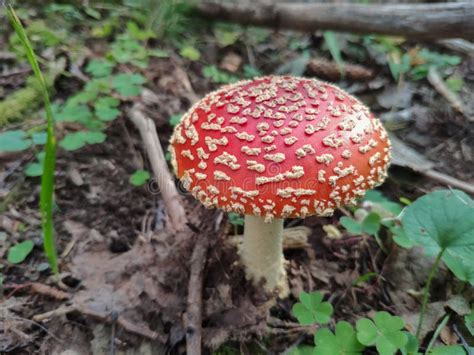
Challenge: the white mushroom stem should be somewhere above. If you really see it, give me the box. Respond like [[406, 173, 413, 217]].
[[240, 215, 289, 296]]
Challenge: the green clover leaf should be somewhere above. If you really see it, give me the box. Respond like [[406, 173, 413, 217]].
[[292, 291, 333, 325], [356, 311, 407, 355], [314, 321, 365, 355], [59, 131, 106, 151], [111, 73, 146, 97], [95, 96, 120, 121], [0, 130, 32, 152], [85, 59, 114, 78], [401, 189, 474, 285]]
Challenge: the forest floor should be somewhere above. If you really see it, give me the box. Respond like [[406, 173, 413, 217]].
[[0, 2, 473, 354]]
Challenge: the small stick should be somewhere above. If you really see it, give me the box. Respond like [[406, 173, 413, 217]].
[[33, 304, 161, 341], [427, 66, 471, 121], [422, 169, 474, 195], [184, 235, 209, 355], [129, 103, 187, 232]]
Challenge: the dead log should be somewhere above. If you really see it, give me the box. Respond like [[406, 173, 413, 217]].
[[194, 2, 474, 40]]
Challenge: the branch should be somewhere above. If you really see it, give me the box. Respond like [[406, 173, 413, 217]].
[[129, 103, 187, 232], [194, 2, 474, 40], [184, 234, 209, 355]]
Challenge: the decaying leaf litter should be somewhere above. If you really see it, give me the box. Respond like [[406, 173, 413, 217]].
[[0, 1, 473, 354]]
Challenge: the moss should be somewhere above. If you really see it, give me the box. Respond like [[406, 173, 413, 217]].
[[0, 76, 53, 127]]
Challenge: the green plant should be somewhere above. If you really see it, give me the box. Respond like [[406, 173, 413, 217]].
[[203, 65, 239, 84], [356, 312, 407, 355], [314, 321, 364, 355], [323, 31, 344, 75], [339, 190, 406, 250], [290, 289, 468, 355], [180, 45, 201, 61], [292, 291, 333, 325], [409, 49, 461, 81], [129, 169, 151, 186], [7, 6, 60, 277], [401, 189, 474, 338], [7, 240, 35, 264]]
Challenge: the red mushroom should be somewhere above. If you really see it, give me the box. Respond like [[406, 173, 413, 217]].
[[169, 76, 391, 295]]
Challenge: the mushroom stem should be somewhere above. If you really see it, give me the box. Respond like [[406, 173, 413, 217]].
[[241, 215, 288, 296]]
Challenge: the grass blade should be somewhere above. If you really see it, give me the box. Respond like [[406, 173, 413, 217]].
[[6, 6, 59, 276], [323, 31, 345, 76]]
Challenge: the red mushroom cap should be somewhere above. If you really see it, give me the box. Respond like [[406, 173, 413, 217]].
[[170, 76, 391, 222]]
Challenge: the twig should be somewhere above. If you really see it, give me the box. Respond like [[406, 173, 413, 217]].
[[427, 66, 471, 121], [184, 234, 209, 355], [422, 169, 474, 195], [437, 39, 474, 56], [33, 304, 161, 341], [453, 324, 473, 355], [128, 103, 187, 232], [194, 2, 474, 40]]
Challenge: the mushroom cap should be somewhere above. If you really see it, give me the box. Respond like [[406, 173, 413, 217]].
[[169, 76, 391, 222]]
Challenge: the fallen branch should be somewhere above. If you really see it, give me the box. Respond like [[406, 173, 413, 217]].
[[129, 103, 187, 232], [194, 2, 474, 40], [184, 234, 209, 355]]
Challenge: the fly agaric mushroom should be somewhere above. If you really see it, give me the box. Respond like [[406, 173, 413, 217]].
[[169, 76, 391, 296]]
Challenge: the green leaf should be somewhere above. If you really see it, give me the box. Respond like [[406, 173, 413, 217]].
[[443, 253, 474, 284], [214, 27, 240, 47], [314, 321, 365, 355], [0, 130, 32, 152], [445, 75, 464, 93], [465, 307, 474, 336], [148, 49, 169, 58], [243, 64, 262, 78], [180, 45, 201, 61], [391, 225, 417, 249], [340, 216, 362, 235], [31, 132, 47, 145], [129, 169, 150, 186], [85, 59, 114, 78], [400, 332, 420, 355], [25, 162, 43, 177], [401, 189, 474, 284], [7, 6, 60, 276], [288, 346, 315, 355], [203, 65, 239, 84], [95, 96, 120, 121], [59, 131, 106, 151], [169, 113, 183, 127], [429, 345, 467, 355], [356, 311, 407, 355], [55, 103, 93, 123], [361, 212, 381, 235], [228, 212, 244, 227], [292, 291, 333, 325], [323, 31, 344, 74], [8, 240, 34, 264], [111, 73, 146, 97]]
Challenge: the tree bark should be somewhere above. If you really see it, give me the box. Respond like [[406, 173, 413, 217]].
[[194, 2, 474, 40]]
